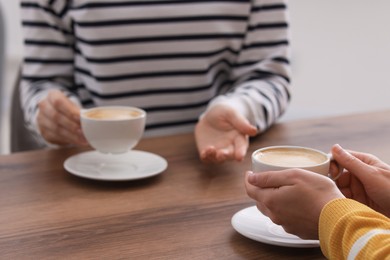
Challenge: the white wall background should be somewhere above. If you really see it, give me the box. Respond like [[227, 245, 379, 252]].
[[1, 0, 390, 154], [283, 0, 390, 121], [0, 0, 22, 154]]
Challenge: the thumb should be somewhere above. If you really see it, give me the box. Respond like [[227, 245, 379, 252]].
[[48, 90, 81, 120], [229, 110, 257, 136], [331, 144, 373, 181], [247, 170, 298, 188]]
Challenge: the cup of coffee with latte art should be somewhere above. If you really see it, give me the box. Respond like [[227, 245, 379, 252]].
[[252, 146, 343, 180], [81, 106, 146, 154]]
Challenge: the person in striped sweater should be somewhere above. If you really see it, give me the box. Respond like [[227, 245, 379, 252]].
[[246, 144, 390, 259], [19, 0, 290, 163]]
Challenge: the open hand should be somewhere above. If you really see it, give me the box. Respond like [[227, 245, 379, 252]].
[[195, 104, 257, 163]]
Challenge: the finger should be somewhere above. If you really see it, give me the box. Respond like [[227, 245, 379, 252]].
[[41, 131, 69, 145], [338, 176, 365, 200], [38, 119, 73, 145], [39, 100, 80, 133], [228, 110, 257, 136], [247, 169, 301, 188], [215, 146, 234, 162], [245, 172, 278, 220], [47, 90, 81, 122], [331, 144, 375, 182], [38, 114, 87, 145], [233, 135, 249, 161], [329, 160, 340, 177], [245, 172, 265, 201], [255, 202, 273, 219], [202, 145, 234, 163], [200, 146, 218, 163], [348, 150, 380, 164], [348, 150, 390, 170], [37, 103, 86, 145], [334, 169, 351, 189]]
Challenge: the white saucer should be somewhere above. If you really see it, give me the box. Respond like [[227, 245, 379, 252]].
[[64, 150, 167, 181], [231, 206, 320, 248]]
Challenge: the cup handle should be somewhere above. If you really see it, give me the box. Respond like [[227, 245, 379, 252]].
[[327, 153, 344, 181]]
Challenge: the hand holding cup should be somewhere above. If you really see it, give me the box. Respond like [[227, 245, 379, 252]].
[[246, 145, 345, 239]]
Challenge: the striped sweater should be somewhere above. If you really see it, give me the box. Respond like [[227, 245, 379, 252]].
[[20, 0, 291, 140]]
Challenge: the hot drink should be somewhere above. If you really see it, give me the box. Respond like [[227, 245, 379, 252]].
[[252, 145, 343, 180], [83, 108, 142, 120], [255, 147, 326, 168], [80, 106, 146, 154]]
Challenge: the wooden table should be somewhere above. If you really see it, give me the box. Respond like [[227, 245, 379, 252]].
[[1, 110, 390, 259]]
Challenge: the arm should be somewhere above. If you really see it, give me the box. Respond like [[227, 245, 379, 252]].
[[320, 199, 390, 260], [196, 0, 290, 163], [207, 0, 290, 131], [20, 0, 83, 145]]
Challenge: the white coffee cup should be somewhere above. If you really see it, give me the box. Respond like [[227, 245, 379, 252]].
[[252, 146, 343, 180], [80, 106, 146, 154]]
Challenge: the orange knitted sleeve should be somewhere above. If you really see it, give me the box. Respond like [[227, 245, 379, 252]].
[[319, 198, 390, 260]]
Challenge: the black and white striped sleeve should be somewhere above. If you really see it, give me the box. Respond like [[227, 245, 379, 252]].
[[20, 0, 79, 138], [206, 0, 290, 133]]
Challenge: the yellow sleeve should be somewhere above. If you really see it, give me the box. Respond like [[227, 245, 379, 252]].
[[319, 198, 390, 260]]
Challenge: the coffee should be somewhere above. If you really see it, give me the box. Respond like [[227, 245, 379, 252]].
[[252, 146, 343, 180], [255, 147, 326, 167], [83, 108, 141, 120], [81, 106, 146, 154]]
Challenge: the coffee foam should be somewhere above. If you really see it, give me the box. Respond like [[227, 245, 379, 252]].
[[84, 108, 141, 120], [256, 148, 326, 167]]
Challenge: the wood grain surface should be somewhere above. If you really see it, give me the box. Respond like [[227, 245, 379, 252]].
[[1, 110, 389, 259]]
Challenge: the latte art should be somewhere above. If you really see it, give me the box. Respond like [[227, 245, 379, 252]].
[[256, 148, 326, 167], [84, 108, 141, 120]]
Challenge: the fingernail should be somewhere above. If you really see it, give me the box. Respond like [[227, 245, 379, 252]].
[[335, 144, 350, 154], [335, 145, 356, 162], [247, 171, 256, 183], [333, 144, 344, 154]]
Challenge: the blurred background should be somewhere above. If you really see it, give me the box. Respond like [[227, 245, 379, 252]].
[[1, 0, 390, 154]]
